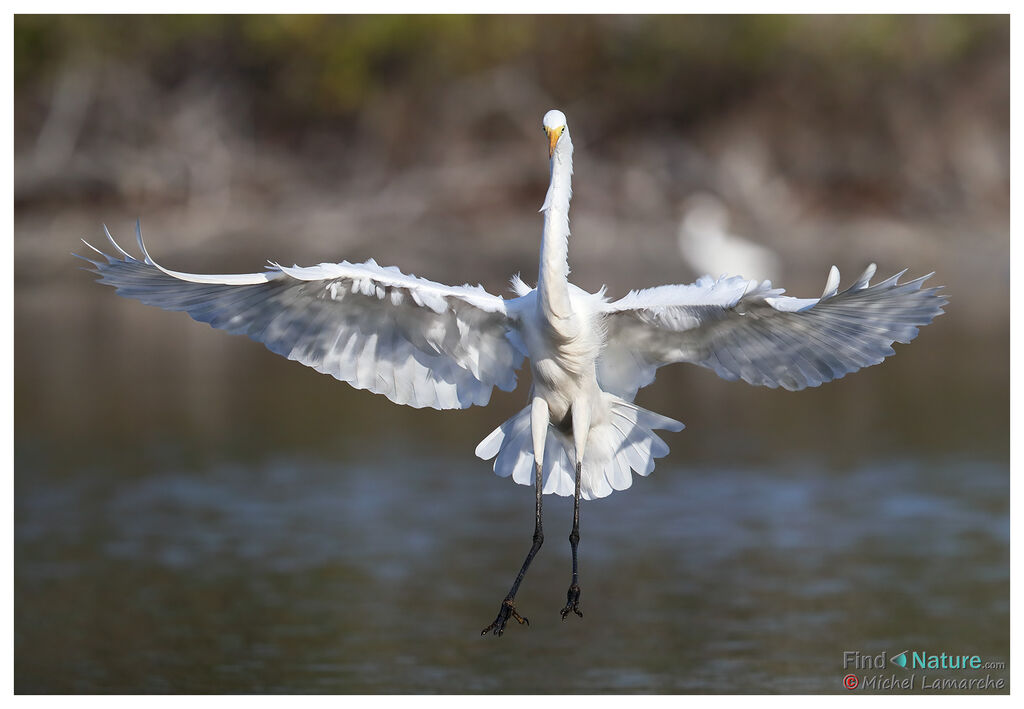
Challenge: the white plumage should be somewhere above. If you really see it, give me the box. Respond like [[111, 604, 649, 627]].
[[78, 108, 946, 633], [78, 110, 946, 501]]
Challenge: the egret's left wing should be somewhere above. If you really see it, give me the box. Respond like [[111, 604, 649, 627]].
[[598, 264, 946, 399], [77, 225, 525, 409]]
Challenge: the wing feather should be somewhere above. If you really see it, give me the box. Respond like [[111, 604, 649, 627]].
[[600, 265, 946, 397], [80, 226, 526, 409]]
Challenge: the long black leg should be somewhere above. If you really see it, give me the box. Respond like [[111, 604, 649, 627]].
[[482, 462, 544, 636], [561, 460, 583, 620]]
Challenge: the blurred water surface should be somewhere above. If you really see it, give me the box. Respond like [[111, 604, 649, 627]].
[[14, 278, 1008, 693]]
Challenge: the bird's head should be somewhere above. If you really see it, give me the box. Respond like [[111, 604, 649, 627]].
[[542, 109, 568, 158]]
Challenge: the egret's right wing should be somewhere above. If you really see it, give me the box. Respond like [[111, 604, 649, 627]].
[[77, 225, 526, 409], [599, 264, 946, 399]]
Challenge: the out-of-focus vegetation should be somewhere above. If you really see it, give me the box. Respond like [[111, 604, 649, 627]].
[[15, 15, 1003, 126]]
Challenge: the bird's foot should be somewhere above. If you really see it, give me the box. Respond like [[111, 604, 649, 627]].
[[560, 584, 583, 620], [481, 598, 529, 636]]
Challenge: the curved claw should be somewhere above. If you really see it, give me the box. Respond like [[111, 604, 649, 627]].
[[560, 584, 583, 620], [481, 598, 529, 636]]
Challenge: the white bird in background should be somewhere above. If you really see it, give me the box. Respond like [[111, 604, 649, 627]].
[[78, 109, 947, 636], [677, 191, 782, 283]]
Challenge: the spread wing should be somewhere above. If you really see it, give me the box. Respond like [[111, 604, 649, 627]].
[[78, 224, 525, 409], [598, 264, 947, 399]]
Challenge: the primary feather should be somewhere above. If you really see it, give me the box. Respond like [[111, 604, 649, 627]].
[[599, 265, 946, 398], [79, 223, 525, 410]]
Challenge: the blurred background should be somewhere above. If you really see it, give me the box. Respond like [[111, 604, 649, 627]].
[[15, 15, 1008, 693]]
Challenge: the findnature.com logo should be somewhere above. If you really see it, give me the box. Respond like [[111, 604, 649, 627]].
[[841, 650, 1006, 691]]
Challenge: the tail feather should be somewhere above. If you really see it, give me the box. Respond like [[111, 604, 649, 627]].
[[475, 396, 684, 500], [543, 437, 575, 496], [474, 407, 528, 468]]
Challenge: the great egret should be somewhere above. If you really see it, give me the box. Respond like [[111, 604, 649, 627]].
[[77, 108, 947, 637], [677, 191, 782, 282]]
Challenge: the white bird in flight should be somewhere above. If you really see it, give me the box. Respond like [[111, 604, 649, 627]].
[[677, 191, 782, 283], [78, 108, 947, 636]]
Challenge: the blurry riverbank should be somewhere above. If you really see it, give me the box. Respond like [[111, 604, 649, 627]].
[[15, 16, 1008, 329]]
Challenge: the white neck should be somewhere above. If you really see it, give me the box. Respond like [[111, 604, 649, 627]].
[[538, 130, 574, 320]]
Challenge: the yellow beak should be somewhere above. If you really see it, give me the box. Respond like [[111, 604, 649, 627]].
[[545, 126, 564, 158]]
